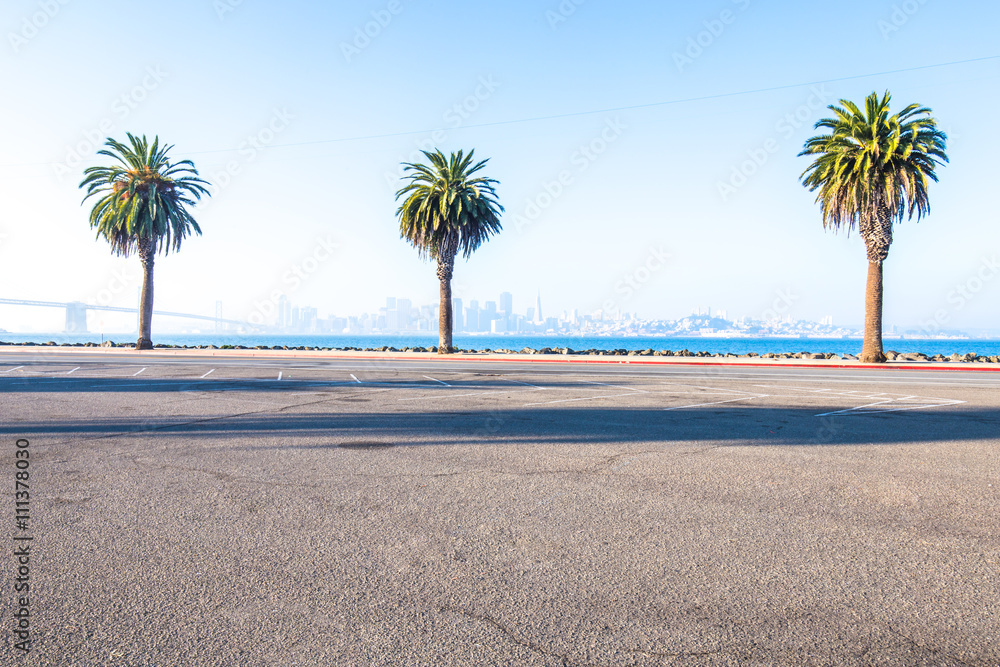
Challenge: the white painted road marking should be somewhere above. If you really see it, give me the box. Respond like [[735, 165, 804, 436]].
[[277, 372, 283, 381], [350, 374, 361, 383], [423, 375, 450, 386], [582, 380, 649, 393], [133, 368, 147, 376], [663, 395, 766, 411], [815, 397, 965, 417], [525, 393, 638, 407], [2, 366, 23, 373], [66, 367, 80, 375], [200, 369, 215, 379]]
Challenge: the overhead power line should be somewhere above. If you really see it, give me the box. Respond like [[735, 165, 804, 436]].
[[182, 54, 998, 156], [4, 54, 996, 168]]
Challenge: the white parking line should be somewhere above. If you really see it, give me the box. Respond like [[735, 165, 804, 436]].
[[502, 378, 544, 389], [133, 368, 147, 376], [423, 375, 450, 386], [350, 374, 361, 383], [815, 397, 965, 417], [582, 380, 649, 393], [66, 367, 80, 375], [277, 372, 283, 381], [200, 369, 215, 379], [400, 388, 541, 402], [2, 366, 23, 373], [525, 393, 638, 407], [663, 395, 766, 411]]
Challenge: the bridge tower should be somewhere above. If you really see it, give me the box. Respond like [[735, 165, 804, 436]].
[[64, 302, 89, 333]]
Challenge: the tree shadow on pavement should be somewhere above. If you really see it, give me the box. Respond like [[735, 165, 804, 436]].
[[6, 405, 999, 447]]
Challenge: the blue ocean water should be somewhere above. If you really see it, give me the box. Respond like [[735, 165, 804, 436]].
[[2, 333, 998, 357]]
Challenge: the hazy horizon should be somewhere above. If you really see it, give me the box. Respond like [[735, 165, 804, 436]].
[[1, 1, 997, 335]]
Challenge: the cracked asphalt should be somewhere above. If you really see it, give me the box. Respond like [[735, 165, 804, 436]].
[[1, 349, 998, 666]]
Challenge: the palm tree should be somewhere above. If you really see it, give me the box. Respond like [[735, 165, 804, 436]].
[[799, 91, 947, 363], [395, 149, 503, 353], [80, 133, 210, 350]]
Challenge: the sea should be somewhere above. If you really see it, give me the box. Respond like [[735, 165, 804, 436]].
[[2, 333, 999, 357]]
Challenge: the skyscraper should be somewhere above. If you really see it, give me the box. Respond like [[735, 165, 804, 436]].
[[397, 298, 412, 330], [452, 298, 464, 331], [466, 300, 479, 332], [534, 290, 543, 324], [499, 292, 512, 316], [277, 295, 288, 329]]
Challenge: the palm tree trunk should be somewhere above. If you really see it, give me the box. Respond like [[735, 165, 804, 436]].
[[137, 239, 155, 350], [860, 260, 886, 363], [436, 247, 456, 354]]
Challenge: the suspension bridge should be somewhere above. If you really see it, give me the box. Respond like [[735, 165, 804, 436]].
[[0, 298, 254, 333]]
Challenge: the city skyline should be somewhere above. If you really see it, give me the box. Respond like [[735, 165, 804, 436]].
[[1, 2, 997, 337], [7, 286, 985, 339]]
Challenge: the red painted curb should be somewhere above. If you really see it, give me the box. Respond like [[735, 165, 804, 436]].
[[3, 347, 999, 372]]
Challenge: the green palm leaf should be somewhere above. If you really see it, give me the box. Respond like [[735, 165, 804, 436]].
[[394, 149, 503, 353], [799, 91, 948, 363], [79, 133, 211, 349]]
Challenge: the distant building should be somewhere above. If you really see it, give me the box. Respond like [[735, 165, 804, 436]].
[[452, 298, 463, 331], [500, 292, 512, 316], [466, 300, 479, 332], [277, 295, 289, 329], [397, 299, 412, 331], [484, 301, 497, 329]]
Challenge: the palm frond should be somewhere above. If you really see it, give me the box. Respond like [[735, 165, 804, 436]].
[[79, 134, 211, 258], [799, 91, 947, 242]]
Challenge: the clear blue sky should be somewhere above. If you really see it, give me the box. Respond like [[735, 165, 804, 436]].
[[1, 0, 997, 333]]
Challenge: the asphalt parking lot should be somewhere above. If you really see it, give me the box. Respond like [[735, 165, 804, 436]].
[[2, 350, 998, 666]]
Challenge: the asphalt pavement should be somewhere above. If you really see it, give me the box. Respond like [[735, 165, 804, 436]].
[[1, 349, 998, 666]]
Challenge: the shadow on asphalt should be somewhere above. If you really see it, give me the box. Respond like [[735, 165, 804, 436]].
[[6, 405, 999, 446], [0, 376, 644, 393]]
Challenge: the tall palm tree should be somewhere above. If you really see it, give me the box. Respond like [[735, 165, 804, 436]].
[[799, 91, 947, 363], [80, 133, 210, 350], [395, 149, 503, 353]]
